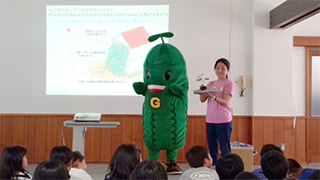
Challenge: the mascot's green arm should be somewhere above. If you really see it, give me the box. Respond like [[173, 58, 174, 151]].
[[168, 83, 188, 97], [133, 82, 147, 96]]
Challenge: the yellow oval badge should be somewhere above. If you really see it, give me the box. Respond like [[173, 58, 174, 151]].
[[150, 97, 161, 109]]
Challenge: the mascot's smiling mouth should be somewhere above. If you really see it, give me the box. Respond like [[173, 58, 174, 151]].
[[148, 84, 166, 93]]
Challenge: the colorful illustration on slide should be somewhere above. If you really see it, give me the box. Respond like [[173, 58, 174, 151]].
[[106, 26, 150, 77]]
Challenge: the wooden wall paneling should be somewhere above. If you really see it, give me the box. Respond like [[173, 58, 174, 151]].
[[34, 117, 47, 162], [295, 117, 307, 164], [13, 117, 25, 145], [195, 116, 207, 146], [284, 118, 295, 158], [2, 114, 314, 164], [131, 116, 145, 160], [86, 126, 102, 162], [47, 117, 59, 154], [185, 117, 196, 154], [100, 117, 113, 162], [308, 119, 320, 163], [0, 117, 2, 151], [238, 116, 252, 144], [274, 118, 285, 149], [263, 118, 274, 144], [58, 117, 73, 149], [24, 117, 36, 163], [252, 118, 264, 164], [231, 116, 238, 142], [1, 116, 13, 149]]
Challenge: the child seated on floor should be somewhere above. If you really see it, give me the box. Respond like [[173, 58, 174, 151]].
[[0, 146, 32, 180], [69, 151, 93, 180], [105, 144, 141, 180], [33, 160, 69, 180], [179, 145, 219, 180], [216, 153, 244, 180], [131, 159, 168, 180], [288, 158, 317, 180]]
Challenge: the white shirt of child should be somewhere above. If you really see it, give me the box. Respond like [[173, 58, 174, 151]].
[[179, 167, 219, 180], [69, 167, 93, 180]]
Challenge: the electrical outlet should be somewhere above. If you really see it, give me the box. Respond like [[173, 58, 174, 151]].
[[281, 143, 286, 152]]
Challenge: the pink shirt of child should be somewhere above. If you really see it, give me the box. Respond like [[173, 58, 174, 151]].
[[205, 79, 235, 124]]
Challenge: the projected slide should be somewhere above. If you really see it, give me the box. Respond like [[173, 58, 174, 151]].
[[46, 5, 169, 95]]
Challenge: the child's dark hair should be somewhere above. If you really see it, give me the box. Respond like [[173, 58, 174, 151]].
[[131, 160, 167, 180], [216, 153, 244, 180], [287, 158, 302, 173], [107, 144, 141, 180], [50, 146, 73, 165], [261, 150, 288, 180], [0, 146, 28, 179], [234, 171, 260, 180], [32, 160, 70, 180], [186, 146, 210, 168], [260, 144, 283, 157], [72, 151, 84, 164]]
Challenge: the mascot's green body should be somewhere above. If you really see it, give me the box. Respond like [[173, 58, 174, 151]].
[[133, 32, 188, 163]]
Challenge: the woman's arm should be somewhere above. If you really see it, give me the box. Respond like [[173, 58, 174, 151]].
[[206, 93, 232, 106], [200, 93, 209, 103]]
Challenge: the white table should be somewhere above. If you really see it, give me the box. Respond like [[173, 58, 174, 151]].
[[63, 120, 120, 155]]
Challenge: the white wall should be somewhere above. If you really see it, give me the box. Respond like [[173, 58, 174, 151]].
[[0, 0, 319, 116], [252, 0, 294, 116]]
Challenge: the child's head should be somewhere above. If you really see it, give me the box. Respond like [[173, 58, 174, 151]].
[[72, 151, 87, 170], [216, 153, 244, 180], [234, 172, 259, 180], [261, 150, 288, 180], [260, 144, 283, 157], [33, 160, 70, 180], [186, 145, 213, 168], [50, 146, 73, 171], [287, 158, 303, 179], [108, 144, 141, 179], [0, 146, 28, 179], [131, 160, 168, 180]]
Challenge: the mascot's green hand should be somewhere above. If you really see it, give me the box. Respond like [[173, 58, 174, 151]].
[[133, 82, 147, 95], [168, 84, 186, 97]]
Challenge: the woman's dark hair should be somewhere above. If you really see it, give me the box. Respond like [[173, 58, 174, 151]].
[[72, 151, 84, 165], [131, 160, 168, 180], [0, 146, 27, 179], [32, 160, 70, 180], [106, 144, 141, 180], [186, 146, 210, 168], [214, 58, 230, 78]]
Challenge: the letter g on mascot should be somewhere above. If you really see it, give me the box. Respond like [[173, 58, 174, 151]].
[[133, 32, 188, 174]]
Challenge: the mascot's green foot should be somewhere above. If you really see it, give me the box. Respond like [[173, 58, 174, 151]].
[[164, 161, 182, 175]]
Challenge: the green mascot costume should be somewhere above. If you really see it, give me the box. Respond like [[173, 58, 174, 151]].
[[133, 32, 188, 174]]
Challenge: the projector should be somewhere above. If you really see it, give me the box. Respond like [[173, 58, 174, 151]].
[[74, 113, 101, 122]]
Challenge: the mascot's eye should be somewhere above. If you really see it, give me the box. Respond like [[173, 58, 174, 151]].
[[146, 71, 150, 79], [164, 71, 171, 80]]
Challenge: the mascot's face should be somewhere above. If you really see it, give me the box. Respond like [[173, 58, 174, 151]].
[[144, 43, 186, 93]]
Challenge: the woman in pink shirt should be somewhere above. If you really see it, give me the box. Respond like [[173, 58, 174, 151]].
[[199, 58, 235, 165]]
